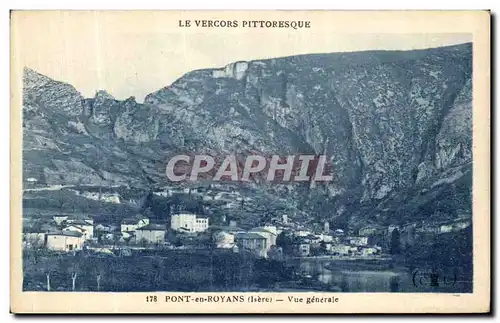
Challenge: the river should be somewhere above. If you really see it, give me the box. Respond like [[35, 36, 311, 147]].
[[297, 258, 472, 293]]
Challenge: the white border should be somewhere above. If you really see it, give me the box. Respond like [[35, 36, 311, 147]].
[[3, 1, 497, 322]]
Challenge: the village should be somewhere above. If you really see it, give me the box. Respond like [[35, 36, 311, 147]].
[[22, 184, 472, 261]]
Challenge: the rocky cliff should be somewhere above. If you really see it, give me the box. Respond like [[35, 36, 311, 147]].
[[22, 43, 473, 225]]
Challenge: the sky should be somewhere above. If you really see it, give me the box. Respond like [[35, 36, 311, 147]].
[[11, 11, 473, 102]]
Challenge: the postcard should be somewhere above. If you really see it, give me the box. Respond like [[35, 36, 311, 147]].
[[10, 10, 490, 314]]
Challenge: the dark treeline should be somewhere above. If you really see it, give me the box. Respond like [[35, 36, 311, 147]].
[[23, 249, 294, 292]]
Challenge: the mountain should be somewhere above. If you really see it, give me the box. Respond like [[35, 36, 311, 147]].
[[22, 43, 473, 226]]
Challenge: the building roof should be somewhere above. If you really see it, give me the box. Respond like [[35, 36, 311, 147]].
[[64, 224, 86, 232], [67, 219, 92, 226], [47, 231, 83, 237], [121, 218, 139, 224], [171, 213, 197, 217], [136, 224, 166, 231], [249, 227, 276, 235], [95, 223, 111, 228], [235, 232, 266, 240]]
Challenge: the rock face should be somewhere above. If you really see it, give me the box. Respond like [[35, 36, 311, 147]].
[[22, 43, 473, 224]]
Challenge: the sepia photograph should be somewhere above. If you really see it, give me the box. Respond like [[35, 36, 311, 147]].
[[10, 10, 490, 313]]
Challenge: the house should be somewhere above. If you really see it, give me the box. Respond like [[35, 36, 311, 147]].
[[170, 213, 209, 233], [94, 224, 116, 241], [347, 236, 369, 246], [360, 247, 379, 256], [64, 219, 94, 240], [304, 234, 321, 244], [249, 227, 277, 249], [46, 231, 85, 252], [234, 232, 268, 257], [121, 217, 150, 238], [135, 224, 166, 244], [263, 225, 278, 235], [295, 230, 312, 237], [264, 224, 283, 236], [359, 225, 383, 236], [329, 244, 351, 256], [315, 233, 334, 243], [62, 224, 90, 240]]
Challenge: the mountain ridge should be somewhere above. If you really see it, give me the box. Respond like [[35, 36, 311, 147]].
[[22, 43, 473, 226]]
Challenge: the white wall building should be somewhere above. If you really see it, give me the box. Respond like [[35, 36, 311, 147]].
[[295, 230, 312, 237], [263, 225, 278, 236], [135, 224, 166, 243], [348, 236, 369, 246], [329, 244, 351, 256], [121, 217, 149, 238], [62, 224, 90, 240], [249, 227, 277, 251], [46, 231, 85, 252], [64, 219, 94, 240], [314, 233, 334, 242], [170, 213, 209, 233]]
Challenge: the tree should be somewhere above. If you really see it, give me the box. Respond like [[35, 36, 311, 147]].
[[67, 257, 83, 291], [89, 260, 106, 291], [319, 241, 328, 255], [200, 233, 218, 291], [139, 238, 149, 248], [267, 245, 284, 261], [70, 266, 78, 291], [150, 256, 165, 289], [389, 229, 401, 255], [276, 231, 295, 255], [44, 255, 61, 291]]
